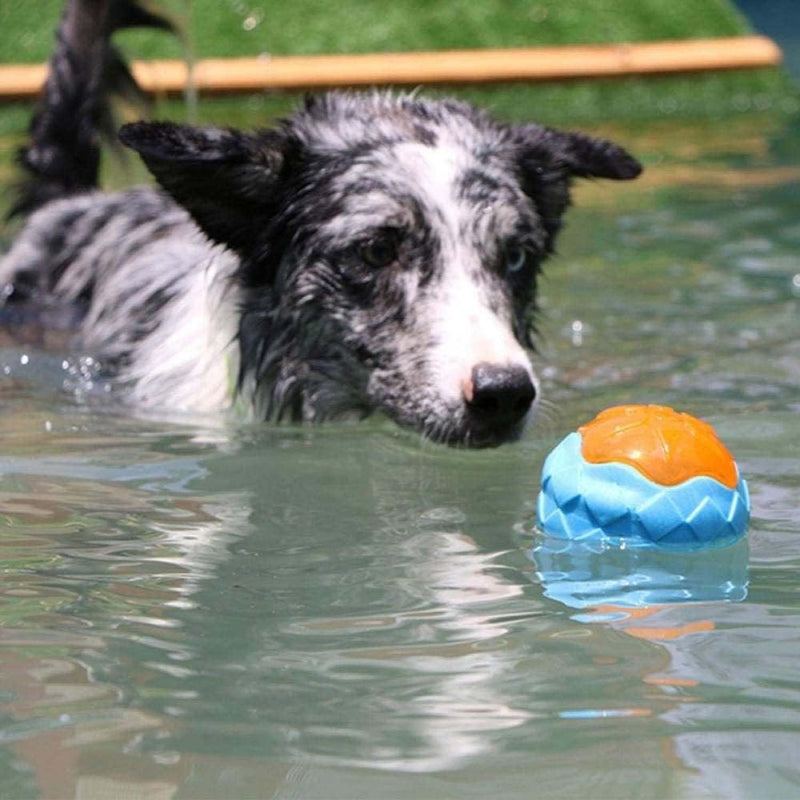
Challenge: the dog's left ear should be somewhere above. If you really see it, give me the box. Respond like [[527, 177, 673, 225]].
[[555, 130, 642, 180], [509, 124, 641, 253], [119, 121, 294, 254], [514, 124, 642, 181]]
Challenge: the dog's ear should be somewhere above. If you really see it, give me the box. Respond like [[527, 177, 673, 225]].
[[514, 124, 642, 181], [119, 121, 293, 254], [554, 130, 642, 180], [510, 125, 641, 253]]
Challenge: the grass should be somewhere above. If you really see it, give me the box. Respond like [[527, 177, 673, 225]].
[[0, 0, 763, 62], [0, 1, 794, 148]]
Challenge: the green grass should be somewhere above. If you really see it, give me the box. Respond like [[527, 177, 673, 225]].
[[0, 0, 760, 62], [0, 0, 794, 137]]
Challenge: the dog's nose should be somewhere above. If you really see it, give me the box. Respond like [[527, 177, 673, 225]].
[[465, 362, 536, 429]]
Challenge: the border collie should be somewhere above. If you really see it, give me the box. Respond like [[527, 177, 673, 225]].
[[0, 0, 641, 446]]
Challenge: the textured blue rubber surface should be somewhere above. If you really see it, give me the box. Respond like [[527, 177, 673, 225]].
[[537, 432, 750, 546]]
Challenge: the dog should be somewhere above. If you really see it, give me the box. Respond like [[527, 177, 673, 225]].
[[0, 0, 642, 446]]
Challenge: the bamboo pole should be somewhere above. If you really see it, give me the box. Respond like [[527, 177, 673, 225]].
[[0, 36, 782, 100]]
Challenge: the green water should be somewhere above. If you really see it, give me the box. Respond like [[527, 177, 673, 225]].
[[1, 113, 799, 799]]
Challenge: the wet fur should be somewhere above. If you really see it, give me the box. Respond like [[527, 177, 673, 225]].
[[0, 1, 642, 445]]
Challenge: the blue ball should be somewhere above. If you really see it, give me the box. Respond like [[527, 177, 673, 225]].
[[537, 432, 750, 546]]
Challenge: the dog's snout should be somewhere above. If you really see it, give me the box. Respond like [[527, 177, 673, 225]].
[[465, 362, 536, 429]]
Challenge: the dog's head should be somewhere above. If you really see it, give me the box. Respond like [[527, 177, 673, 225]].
[[120, 92, 640, 446]]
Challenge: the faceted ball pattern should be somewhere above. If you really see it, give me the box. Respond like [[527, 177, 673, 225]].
[[537, 432, 750, 546]]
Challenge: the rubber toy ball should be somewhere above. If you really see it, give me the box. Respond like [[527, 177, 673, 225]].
[[536, 404, 750, 546]]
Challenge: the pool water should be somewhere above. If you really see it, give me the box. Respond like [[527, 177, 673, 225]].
[[1, 112, 800, 799]]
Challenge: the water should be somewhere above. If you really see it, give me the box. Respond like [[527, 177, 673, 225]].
[[734, 0, 800, 81], [1, 114, 800, 798]]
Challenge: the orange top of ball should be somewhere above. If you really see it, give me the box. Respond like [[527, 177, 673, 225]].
[[578, 404, 738, 489]]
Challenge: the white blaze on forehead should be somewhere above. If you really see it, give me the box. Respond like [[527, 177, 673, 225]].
[[393, 141, 536, 405]]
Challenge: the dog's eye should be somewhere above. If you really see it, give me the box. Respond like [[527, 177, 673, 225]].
[[504, 244, 528, 274], [358, 232, 399, 268]]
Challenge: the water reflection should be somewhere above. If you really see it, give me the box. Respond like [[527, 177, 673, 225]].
[[0, 425, 546, 786], [530, 534, 750, 619]]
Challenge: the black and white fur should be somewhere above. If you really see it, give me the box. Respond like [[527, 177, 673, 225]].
[[0, 0, 642, 446]]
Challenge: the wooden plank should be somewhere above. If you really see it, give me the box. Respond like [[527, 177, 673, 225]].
[[0, 36, 782, 100]]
